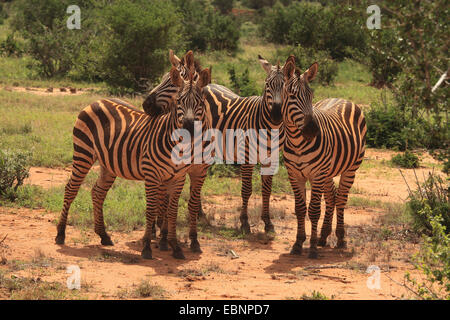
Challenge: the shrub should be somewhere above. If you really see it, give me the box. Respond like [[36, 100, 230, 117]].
[[0, 33, 23, 57], [0, 150, 31, 201], [365, 102, 429, 151], [10, 0, 96, 78], [208, 164, 240, 178], [228, 66, 260, 96], [212, 0, 234, 14], [406, 173, 449, 236], [391, 151, 420, 169], [278, 45, 338, 86], [97, 0, 183, 94], [366, 29, 402, 88], [260, 2, 366, 61], [405, 208, 450, 299], [174, 0, 240, 52]]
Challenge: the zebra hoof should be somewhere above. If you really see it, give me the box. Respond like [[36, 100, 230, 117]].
[[289, 244, 302, 256], [308, 250, 318, 259], [318, 238, 328, 247], [101, 236, 114, 246], [335, 240, 347, 249], [172, 248, 185, 260], [55, 233, 65, 245], [141, 248, 152, 260], [159, 239, 169, 251], [264, 223, 275, 234], [240, 223, 251, 235], [190, 242, 202, 253]]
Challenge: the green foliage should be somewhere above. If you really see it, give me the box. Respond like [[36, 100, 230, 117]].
[[228, 66, 260, 96], [361, 0, 449, 152], [260, 2, 366, 61], [10, 0, 96, 78], [406, 173, 449, 236], [174, 0, 240, 52], [366, 29, 402, 88], [212, 0, 234, 14], [0, 149, 31, 201], [278, 45, 338, 85], [391, 151, 420, 169], [0, 33, 23, 57], [405, 206, 450, 299], [96, 0, 183, 94], [0, 3, 8, 25], [208, 164, 240, 178], [241, 0, 281, 10], [365, 102, 427, 150]]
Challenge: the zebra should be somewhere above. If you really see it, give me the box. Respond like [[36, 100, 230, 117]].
[[55, 51, 212, 260], [281, 59, 367, 258], [145, 55, 295, 253]]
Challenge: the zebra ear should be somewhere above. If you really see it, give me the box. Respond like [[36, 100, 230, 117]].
[[197, 68, 211, 89], [283, 60, 295, 81], [184, 50, 195, 74], [304, 62, 318, 82], [258, 55, 272, 74], [169, 50, 181, 68], [170, 66, 183, 87], [285, 55, 295, 67]]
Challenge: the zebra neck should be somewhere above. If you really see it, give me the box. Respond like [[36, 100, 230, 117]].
[[258, 98, 278, 130]]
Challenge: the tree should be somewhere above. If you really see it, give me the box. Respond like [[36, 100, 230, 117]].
[[97, 0, 183, 94]]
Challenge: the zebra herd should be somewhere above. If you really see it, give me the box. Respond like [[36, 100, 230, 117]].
[[55, 50, 366, 260]]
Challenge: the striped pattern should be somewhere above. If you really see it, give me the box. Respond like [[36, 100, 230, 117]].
[[282, 61, 367, 258], [153, 56, 295, 254], [55, 62, 211, 260]]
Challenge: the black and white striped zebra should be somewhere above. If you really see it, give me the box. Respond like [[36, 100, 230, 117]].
[[281, 59, 367, 258], [145, 56, 295, 253], [55, 51, 212, 259]]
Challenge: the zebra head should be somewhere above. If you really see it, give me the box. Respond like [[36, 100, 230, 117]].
[[169, 65, 211, 136], [282, 60, 320, 139], [258, 55, 296, 125], [143, 50, 201, 117]]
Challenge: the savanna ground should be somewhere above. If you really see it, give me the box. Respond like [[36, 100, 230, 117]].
[[0, 22, 445, 300]]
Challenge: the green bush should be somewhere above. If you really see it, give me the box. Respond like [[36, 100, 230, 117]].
[[228, 66, 260, 96], [0, 150, 31, 201], [260, 2, 366, 61], [208, 164, 240, 178], [212, 0, 234, 14], [366, 29, 402, 88], [174, 0, 240, 52], [278, 45, 338, 86], [365, 102, 429, 151], [406, 173, 449, 236], [10, 0, 96, 78], [391, 151, 420, 169], [96, 0, 183, 94], [0, 33, 23, 57], [405, 207, 450, 299]]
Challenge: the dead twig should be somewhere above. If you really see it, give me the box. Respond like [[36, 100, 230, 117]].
[[0, 234, 7, 245]]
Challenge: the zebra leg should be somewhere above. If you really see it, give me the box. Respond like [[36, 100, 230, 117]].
[[166, 178, 186, 259], [55, 157, 94, 245], [158, 194, 169, 251], [91, 167, 116, 246], [289, 175, 307, 255], [335, 171, 357, 249], [240, 164, 254, 234], [319, 179, 336, 247], [141, 181, 162, 259], [307, 179, 325, 259], [261, 174, 275, 233], [188, 167, 207, 253]]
